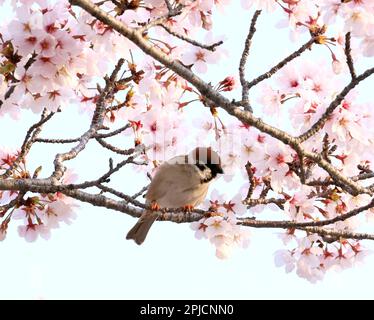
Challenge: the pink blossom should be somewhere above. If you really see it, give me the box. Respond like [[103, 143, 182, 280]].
[[284, 186, 317, 221], [274, 249, 296, 273], [182, 47, 215, 73], [205, 215, 232, 238], [13, 67, 44, 95], [329, 108, 367, 146], [224, 193, 247, 216], [362, 33, 374, 57], [332, 59, 343, 74], [190, 220, 208, 239], [37, 33, 57, 57], [342, 7, 372, 37], [215, 242, 233, 259], [257, 84, 283, 117], [232, 225, 251, 249], [18, 223, 51, 242], [318, 0, 343, 24], [277, 229, 297, 246], [43, 200, 78, 228]]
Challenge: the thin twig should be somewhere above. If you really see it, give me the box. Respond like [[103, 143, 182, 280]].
[[0, 192, 25, 215], [132, 185, 149, 199], [96, 138, 135, 155], [244, 162, 256, 199], [298, 66, 374, 142], [36, 138, 81, 144], [36, 124, 131, 144], [345, 32, 356, 80], [246, 38, 315, 89], [1, 109, 55, 178], [159, 24, 223, 51], [164, 0, 173, 12], [51, 58, 125, 181], [244, 198, 285, 210], [239, 10, 261, 111]]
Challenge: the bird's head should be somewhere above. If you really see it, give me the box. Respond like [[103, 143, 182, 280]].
[[190, 147, 224, 178]]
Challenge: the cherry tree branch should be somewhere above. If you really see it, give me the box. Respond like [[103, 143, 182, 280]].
[[307, 171, 374, 187], [35, 124, 131, 144], [300, 227, 374, 241], [131, 185, 149, 199], [35, 137, 81, 144], [0, 192, 25, 216], [139, 1, 183, 32], [164, 0, 173, 12], [2, 176, 374, 242], [298, 66, 374, 142], [96, 124, 131, 138], [0, 53, 37, 110], [241, 197, 374, 228], [0, 175, 373, 228], [1, 109, 55, 179], [95, 138, 135, 155], [51, 58, 125, 181], [239, 9, 261, 111], [244, 197, 285, 210], [345, 32, 356, 80], [244, 162, 256, 199], [158, 24, 223, 51], [246, 37, 315, 89]]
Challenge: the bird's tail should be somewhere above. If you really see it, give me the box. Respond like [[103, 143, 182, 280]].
[[126, 211, 158, 245]]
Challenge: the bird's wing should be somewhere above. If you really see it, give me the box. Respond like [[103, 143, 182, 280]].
[[145, 161, 200, 204]]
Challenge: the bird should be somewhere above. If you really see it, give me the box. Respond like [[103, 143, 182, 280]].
[[126, 147, 224, 245]]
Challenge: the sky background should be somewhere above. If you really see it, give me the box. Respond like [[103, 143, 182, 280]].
[[1, 1, 374, 299]]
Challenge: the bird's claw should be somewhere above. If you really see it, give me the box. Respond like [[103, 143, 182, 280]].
[[183, 204, 194, 213], [150, 202, 161, 211]]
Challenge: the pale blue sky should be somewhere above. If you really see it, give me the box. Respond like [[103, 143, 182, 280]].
[[1, 1, 374, 299]]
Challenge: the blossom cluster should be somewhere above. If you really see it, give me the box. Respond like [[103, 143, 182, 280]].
[[0, 147, 78, 242], [275, 233, 368, 283], [190, 191, 250, 259], [242, 0, 374, 57]]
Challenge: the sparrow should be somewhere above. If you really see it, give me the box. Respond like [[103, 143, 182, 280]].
[[126, 147, 224, 245]]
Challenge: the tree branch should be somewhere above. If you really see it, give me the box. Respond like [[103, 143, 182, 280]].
[[1, 109, 55, 179], [158, 24, 223, 51], [35, 124, 131, 144], [298, 66, 374, 142], [238, 9, 261, 112], [246, 37, 315, 89], [50, 58, 125, 181], [345, 32, 356, 80]]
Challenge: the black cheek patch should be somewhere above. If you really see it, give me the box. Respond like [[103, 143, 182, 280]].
[[195, 163, 207, 172]]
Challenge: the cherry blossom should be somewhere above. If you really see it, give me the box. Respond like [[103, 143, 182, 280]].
[[18, 223, 51, 242], [181, 46, 218, 74], [284, 187, 317, 221], [274, 249, 296, 273], [192, 213, 251, 260]]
